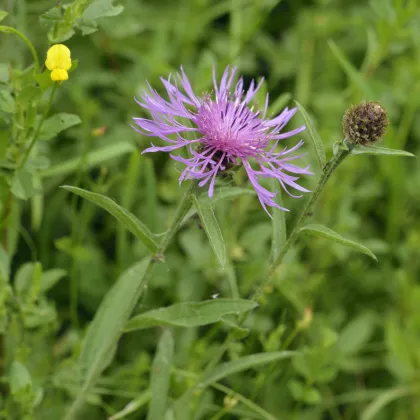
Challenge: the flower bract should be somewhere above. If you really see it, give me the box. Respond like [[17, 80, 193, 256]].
[[133, 66, 312, 215]]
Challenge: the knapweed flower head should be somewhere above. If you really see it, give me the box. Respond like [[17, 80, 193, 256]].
[[343, 101, 388, 146], [133, 66, 312, 215], [45, 44, 72, 83]]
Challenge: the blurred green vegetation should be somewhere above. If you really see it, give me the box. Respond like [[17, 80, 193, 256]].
[[1, 0, 420, 419]]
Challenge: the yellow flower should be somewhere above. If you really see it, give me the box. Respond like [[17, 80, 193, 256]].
[[45, 44, 72, 83]]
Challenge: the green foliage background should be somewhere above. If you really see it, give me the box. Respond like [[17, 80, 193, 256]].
[[1, 0, 420, 419]]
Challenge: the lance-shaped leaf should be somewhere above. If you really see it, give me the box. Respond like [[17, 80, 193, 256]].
[[270, 179, 286, 262], [147, 330, 174, 420], [191, 194, 226, 267], [183, 187, 255, 225], [299, 224, 377, 261], [61, 186, 158, 253], [295, 101, 326, 170], [351, 145, 415, 157], [65, 258, 151, 420], [125, 299, 257, 332]]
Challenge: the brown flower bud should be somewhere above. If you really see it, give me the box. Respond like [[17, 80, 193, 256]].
[[343, 101, 388, 146]]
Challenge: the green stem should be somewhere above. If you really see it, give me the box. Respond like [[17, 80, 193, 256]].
[[18, 84, 57, 169], [190, 143, 353, 391], [156, 181, 197, 256], [0, 26, 40, 72], [252, 144, 352, 304]]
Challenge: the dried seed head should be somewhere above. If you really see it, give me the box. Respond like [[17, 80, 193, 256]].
[[343, 101, 388, 146]]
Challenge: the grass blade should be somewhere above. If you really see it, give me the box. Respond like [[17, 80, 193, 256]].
[[361, 386, 417, 420], [173, 351, 296, 413], [295, 101, 326, 170], [270, 179, 286, 262], [328, 40, 374, 98], [147, 330, 174, 420]]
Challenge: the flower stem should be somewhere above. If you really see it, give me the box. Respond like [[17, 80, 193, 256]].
[[194, 143, 352, 383], [18, 84, 57, 169], [251, 143, 353, 303], [156, 180, 197, 256]]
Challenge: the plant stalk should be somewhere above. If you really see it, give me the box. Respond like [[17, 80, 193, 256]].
[[64, 180, 197, 420]]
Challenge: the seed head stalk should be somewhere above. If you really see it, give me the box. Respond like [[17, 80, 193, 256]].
[[198, 142, 353, 376], [252, 141, 353, 304]]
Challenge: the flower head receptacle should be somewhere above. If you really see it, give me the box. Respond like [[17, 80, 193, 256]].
[[45, 44, 72, 83]]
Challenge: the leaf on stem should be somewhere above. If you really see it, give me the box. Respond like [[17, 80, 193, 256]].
[[147, 330, 174, 420], [351, 145, 415, 157], [40, 113, 82, 141], [191, 194, 226, 267], [61, 186, 158, 253], [299, 224, 377, 261], [77, 258, 151, 400], [295, 101, 326, 170], [125, 299, 257, 331]]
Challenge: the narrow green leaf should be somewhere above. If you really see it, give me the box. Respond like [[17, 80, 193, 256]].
[[295, 101, 326, 170], [299, 224, 377, 261], [270, 179, 286, 262], [147, 330, 174, 420], [40, 142, 134, 178], [40, 113, 82, 141], [144, 159, 158, 232], [109, 391, 151, 420], [125, 299, 257, 332], [174, 351, 296, 411], [183, 187, 255, 224], [191, 194, 226, 267], [351, 145, 415, 157], [68, 258, 151, 418], [0, 11, 8, 22], [328, 40, 374, 98], [61, 186, 158, 253], [361, 386, 417, 420], [200, 187, 255, 204]]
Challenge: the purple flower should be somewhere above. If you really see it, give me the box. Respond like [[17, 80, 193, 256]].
[[133, 66, 312, 215]]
